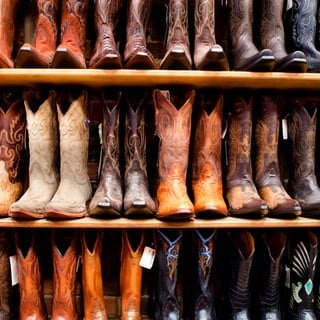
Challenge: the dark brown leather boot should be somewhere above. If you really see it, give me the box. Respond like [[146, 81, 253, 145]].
[[287, 98, 320, 216], [81, 230, 107, 320], [51, 230, 79, 320], [0, 0, 18, 68], [0, 92, 26, 216], [124, 0, 157, 69], [153, 89, 195, 220], [191, 93, 228, 218], [260, 0, 307, 72], [225, 94, 267, 217], [120, 229, 144, 320], [123, 91, 156, 218], [16, 0, 59, 68], [0, 230, 12, 320], [52, 0, 88, 68], [89, 91, 123, 218], [227, 0, 275, 71], [193, 0, 229, 70], [254, 95, 301, 218], [160, 0, 192, 70], [155, 229, 182, 320], [16, 230, 47, 320], [89, 0, 122, 69]]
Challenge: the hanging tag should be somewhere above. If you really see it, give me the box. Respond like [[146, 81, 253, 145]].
[[222, 120, 228, 139], [98, 123, 103, 145], [76, 255, 82, 273], [286, 0, 293, 10], [10, 255, 18, 286], [139, 246, 156, 269], [284, 264, 290, 288], [282, 118, 288, 140]]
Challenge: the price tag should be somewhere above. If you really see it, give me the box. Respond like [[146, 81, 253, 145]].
[[10, 255, 18, 286], [282, 118, 288, 140], [287, 0, 293, 10], [139, 246, 156, 269]]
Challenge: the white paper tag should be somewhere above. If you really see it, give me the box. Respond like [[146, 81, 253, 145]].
[[285, 264, 290, 288], [139, 246, 156, 269], [76, 255, 82, 273], [10, 255, 18, 286], [287, 0, 293, 10], [282, 118, 288, 140]]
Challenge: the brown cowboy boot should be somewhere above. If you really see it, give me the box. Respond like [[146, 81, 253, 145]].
[[124, 0, 157, 69], [81, 230, 107, 320], [160, 0, 192, 70], [51, 230, 79, 320], [16, 0, 59, 68], [89, 0, 122, 69], [225, 94, 267, 217], [193, 0, 229, 70], [227, 0, 275, 71], [15, 230, 47, 320], [89, 91, 123, 218], [120, 229, 144, 320], [191, 93, 228, 218], [0, 0, 18, 68], [153, 89, 195, 220], [254, 94, 301, 218], [45, 91, 91, 219], [0, 92, 26, 216], [10, 90, 59, 219], [260, 0, 306, 72], [52, 0, 88, 68], [123, 91, 156, 218]]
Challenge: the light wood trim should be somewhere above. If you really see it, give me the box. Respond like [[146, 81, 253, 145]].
[[1, 216, 320, 229], [1, 69, 320, 90]]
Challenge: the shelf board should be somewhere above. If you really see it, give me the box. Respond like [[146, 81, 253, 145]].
[[1, 69, 320, 90], [1, 216, 320, 229]]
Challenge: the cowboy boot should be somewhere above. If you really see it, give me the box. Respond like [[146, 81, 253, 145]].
[[15, 0, 59, 68], [10, 90, 59, 219], [123, 91, 156, 218], [260, 0, 307, 72], [254, 94, 301, 218], [15, 230, 47, 320], [120, 229, 144, 320], [88, 0, 122, 69], [89, 91, 122, 218], [0, 0, 18, 68], [0, 92, 26, 216], [227, 0, 275, 71], [285, 0, 320, 72], [124, 0, 157, 69], [45, 90, 91, 219], [51, 230, 79, 320], [0, 230, 12, 320], [225, 230, 255, 320], [285, 230, 318, 320], [191, 93, 228, 218], [52, 0, 89, 68], [81, 229, 107, 320], [160, 0, 192, 70], [192, 229, 217, 320], [252, 231, 286, 320], [155, 229, 183, 320], [153, 89, 195, 220], [225, 94, 267, 217], [193, 0, 229, 70], [286, 98, 320, 216]]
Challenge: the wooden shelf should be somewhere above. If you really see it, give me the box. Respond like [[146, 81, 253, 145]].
[[1, 69, 320, 90], [1, 216, 320, 229]]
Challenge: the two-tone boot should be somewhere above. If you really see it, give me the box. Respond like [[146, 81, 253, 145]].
[[155, 229, 183, 320], [0, 91, 26, 216], [10, 90, 59, 219], [45, 90, 91, 219], [191, 93, 228, 218], [81, 229, 107, 320], [153, 89, 195, 220], [16, 0, 59, 68], [52, 0, 89, 68]]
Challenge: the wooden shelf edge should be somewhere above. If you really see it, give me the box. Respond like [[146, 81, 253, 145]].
[[0, 216, 319, 229], [1, 69, 320, 90]]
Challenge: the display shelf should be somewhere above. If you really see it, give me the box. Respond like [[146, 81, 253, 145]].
[[0, 216, 320, 229], [1, 69, 320, 90]]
